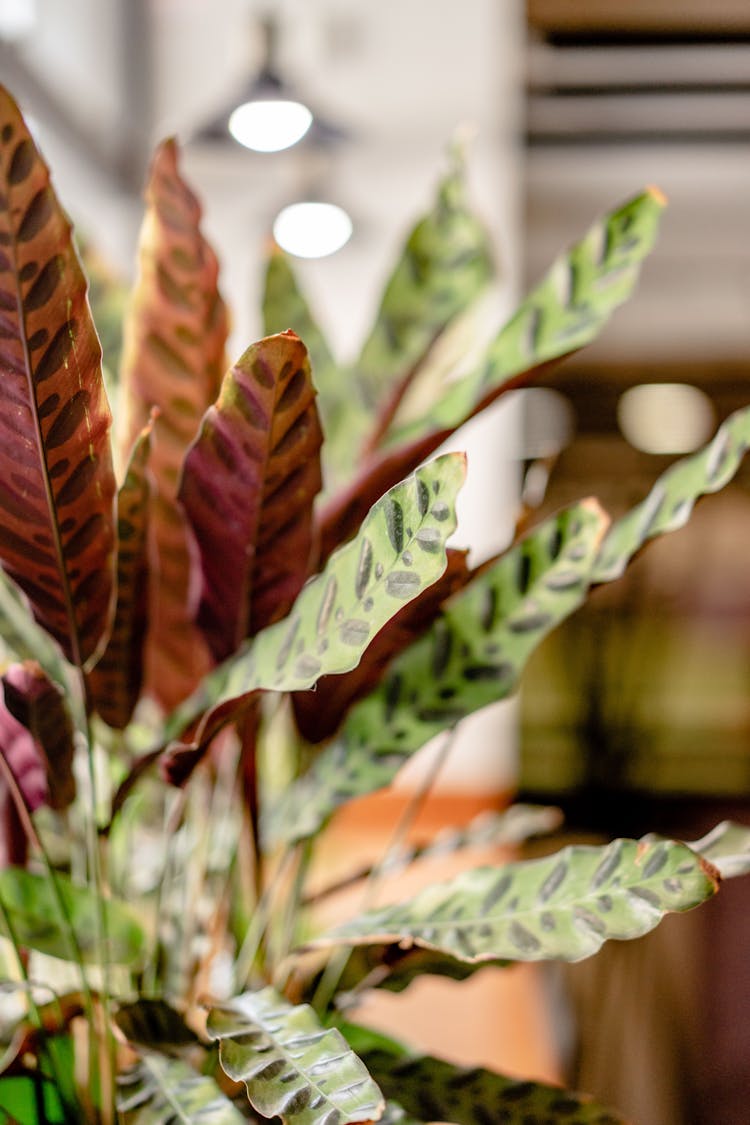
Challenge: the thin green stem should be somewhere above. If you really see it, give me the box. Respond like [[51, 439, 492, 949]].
[[232, 847, 297, 991], [0, 751, 96, 1121], [142, 787, 188, 998], [79, 692, 116, 1125], [311, 728, 458, 1014], [0, 895, 78, 1124]]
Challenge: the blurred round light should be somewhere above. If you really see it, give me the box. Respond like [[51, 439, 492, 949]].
[[618, 383, 714, 454], [273, 202, 353, 259], [228, 99, 312, 153], [0, 0, 36, 40]]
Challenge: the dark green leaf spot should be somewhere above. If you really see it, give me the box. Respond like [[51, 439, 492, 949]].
[[340, 619, 370, 646], [385, 570, 421, 598], [385, 499, 404, 554]]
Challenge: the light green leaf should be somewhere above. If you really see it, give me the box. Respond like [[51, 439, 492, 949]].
[[117, 1053, 245, 1124], [308, 837, 719, 964], [0, 868, 144, 966], [269, 500, 607, 845], [355, 149, 494, 412], [0, 1075, 67, 1124], [594, 404, 750, 582], [690, 820, 750, 879], [168, 453, 465, 730], [206, 986, 384, 1125], [0, 568, 70, 694], [386, 187, 665, 447], [262, 251, 351, 483], [340, 1024, 628, 1125]]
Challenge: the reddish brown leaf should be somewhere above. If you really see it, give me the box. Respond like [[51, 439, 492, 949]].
[[87, 413, 155, 728], [160, 694, 256, 788], [120, 138, 229, 708], [179, 331, 323, 661], [2, 661, 75, 810], [316, 361, 558, 564], [292, 548, 470, 743], [0, 86, 116, 667]]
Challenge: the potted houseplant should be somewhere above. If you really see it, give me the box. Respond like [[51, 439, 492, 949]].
[[0, 83, 748, 1123]]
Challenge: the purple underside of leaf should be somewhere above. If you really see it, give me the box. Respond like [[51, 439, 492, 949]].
[[3, 661, 75, 809], [180, 331, 323, 662], [0, 703, 48, 813]]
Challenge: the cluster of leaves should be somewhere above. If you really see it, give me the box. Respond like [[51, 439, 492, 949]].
[[0, 82, 749, 1125]]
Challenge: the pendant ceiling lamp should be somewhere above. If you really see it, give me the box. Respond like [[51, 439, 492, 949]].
[[194, 14, 345, 154]]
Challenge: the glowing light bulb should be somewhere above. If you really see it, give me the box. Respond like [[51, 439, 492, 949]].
[[273, 202, 353, 259], [228, 99, 312, 153]]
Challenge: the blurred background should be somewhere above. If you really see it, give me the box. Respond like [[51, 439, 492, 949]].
[[2, 1, 750, 1122]]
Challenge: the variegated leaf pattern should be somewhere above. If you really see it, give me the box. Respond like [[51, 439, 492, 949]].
[[689, 820, 750, 879], [310, 837, 719, 964], [343, 1029, 628, 1125], [2, 661, 75, 808], [262, 250, 349, 482], [292, 548, 470, 744], [386, 187, 665, 446], [0, 866, 144, 964], [165, 453, 465, 732], [117, 1053, 245, 1124], [87, 413, 154, 728], [317, 188, 664, 560], [355, 148, 494, 414], [593, 404, 750, 582], [180, 331, 323, 661], [206, 986, 384, 1125], [115, 999, 198, 1052], [0, 85, 116, 668], [120, 137, 228, 707], [269, 500, 608, 845]]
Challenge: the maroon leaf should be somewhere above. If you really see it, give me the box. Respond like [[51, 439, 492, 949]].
[[0, 86, 117, 667], [179, 331, 323, 662], [292, 548, 470, 743], [87, 413, 155, 729], [2, 661, 75, 809], [119, 138, 229, 707], [0, 703, 45, 868]]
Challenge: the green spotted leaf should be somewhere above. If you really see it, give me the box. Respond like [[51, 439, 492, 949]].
[[340, 1026, 628, 1125], [355, 149, 494, 414], [269, 499, 607, 845], [166, 453, 465, 731], [308, 837, 719, 964], [206, 986, 384, 1125], [318, 188, 664, 558], [292, 548, 471, 745], [117, 1053, 245, 1124], [0, 867, 145, 965], [690, 820, 750, 879], [0, 85, 117, 669], [387, 187, 665, 447], [594, 404, 750, 583]]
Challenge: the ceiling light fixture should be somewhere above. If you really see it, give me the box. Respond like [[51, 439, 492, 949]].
[[273, 201, 353, 259], [194, 15, 344, 154]]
